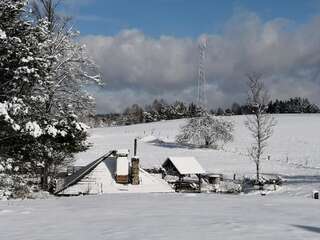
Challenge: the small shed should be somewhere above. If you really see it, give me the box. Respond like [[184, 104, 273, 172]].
[[162, 157, 206, 176], [162, 157, 206, 192]]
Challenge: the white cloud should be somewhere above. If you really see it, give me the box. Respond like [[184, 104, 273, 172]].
[[82, 11, 320, 113]]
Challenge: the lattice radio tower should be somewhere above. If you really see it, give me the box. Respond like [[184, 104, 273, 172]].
[[197, 36, 208, 113]]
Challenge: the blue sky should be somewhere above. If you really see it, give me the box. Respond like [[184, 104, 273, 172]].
[[62, 0, 320, 113], [68, 0, 320, 37]]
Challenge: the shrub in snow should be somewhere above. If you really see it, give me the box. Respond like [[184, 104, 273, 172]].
[[0, 174, 30, 200], [243, 175, 283, 186], [176, 113, 234, 148], [241, 175, 283, 193], [219, 181, 242, 194]]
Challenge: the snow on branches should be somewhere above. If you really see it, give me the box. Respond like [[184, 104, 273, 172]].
[[0, 0, 100, 192], [176, 114, 234, 148], [0, 98, 29, 131], [0, 29, 6, 39]]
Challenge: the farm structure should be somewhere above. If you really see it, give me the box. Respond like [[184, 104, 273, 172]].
[[55, 150, 173, 195], [162, 157, 206, 192]]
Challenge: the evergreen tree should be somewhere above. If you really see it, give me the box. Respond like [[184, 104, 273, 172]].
[[0, 0, 100, 192], [231, 102, 242, 115]]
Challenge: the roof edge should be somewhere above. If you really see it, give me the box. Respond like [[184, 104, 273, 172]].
[[55, 150, 116, 195]]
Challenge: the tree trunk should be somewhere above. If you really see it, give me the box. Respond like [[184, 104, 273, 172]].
[[41, 163, 49, 190], [256, 161, 260, 181]]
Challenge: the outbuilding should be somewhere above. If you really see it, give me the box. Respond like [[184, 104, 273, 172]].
[[162, 157, 206, 192]]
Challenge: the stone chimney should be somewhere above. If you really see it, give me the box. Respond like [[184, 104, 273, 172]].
[[131, 156, 140, 185]]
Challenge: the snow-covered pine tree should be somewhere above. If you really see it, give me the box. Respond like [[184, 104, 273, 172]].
[[0, 0, 52, 195], [28, 0, 102, 189], [31, 0, 102, 122], [176, 113, 234, 148], [0, 0, 101, 193], [0, 0, 50, 169]]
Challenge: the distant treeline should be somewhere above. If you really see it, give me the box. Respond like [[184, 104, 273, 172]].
[[91, 97, 319, 127], [216, 97, 319, 116], [92, 100, 202, 127]]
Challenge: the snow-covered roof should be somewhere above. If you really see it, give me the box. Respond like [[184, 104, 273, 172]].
[[163, 157, 206, 175], [55, 150, 116, 195], [117, 149, 129, 157], [116, 156, 129, 176]]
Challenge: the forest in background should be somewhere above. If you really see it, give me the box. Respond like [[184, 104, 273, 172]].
[[91, 97, 320, 127]]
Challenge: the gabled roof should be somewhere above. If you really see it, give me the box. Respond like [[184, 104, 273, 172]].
[[54, 150, 116, 195], [163, 157, 206, 175]]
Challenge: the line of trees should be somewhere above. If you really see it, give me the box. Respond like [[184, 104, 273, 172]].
[[216, 97, 319, 116], [93, 96, 319, 127], [94, 99, 203, 127]]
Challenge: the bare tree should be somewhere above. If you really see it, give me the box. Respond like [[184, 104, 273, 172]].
[[245, 73, 276, 181], [31, 0, 71, 32]]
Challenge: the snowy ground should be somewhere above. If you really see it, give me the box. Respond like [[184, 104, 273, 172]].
[[1, 193, 320, 240], [1, 114, 320, 239]]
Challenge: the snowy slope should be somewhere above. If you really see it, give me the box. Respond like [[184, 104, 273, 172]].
[[76, 114, 320, 196]]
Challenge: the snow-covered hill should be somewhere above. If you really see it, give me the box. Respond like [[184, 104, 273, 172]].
[[76, 114, 320, 196]]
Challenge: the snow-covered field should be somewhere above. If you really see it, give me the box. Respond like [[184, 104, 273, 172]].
[[76, 114, 320, 197], [1, 114, 320, 239], [1, 193, 320, 240]]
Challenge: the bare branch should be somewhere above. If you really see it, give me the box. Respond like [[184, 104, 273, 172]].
[[245, 72, 276, 180]]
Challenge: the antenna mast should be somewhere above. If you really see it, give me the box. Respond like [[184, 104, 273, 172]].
[[197, 36, 208, 114]]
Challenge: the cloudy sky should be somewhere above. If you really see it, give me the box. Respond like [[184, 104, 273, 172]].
[[64, 0, 320, 113]]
